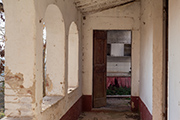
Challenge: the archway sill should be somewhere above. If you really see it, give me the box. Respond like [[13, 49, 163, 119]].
[[41, 95, 64, 112], [1, 117, 33, 120], [68, 87, 78, 94]]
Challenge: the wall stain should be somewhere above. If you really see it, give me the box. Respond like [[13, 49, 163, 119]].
[[46, 74, 53, 92], [5, 67, 35, 102]]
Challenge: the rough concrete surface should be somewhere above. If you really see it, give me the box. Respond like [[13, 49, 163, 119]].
[[99, 98, 131, 112], [78, 112, 140, 120], [78, 98, 139, 120]]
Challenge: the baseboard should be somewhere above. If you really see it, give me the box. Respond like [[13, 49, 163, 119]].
[[82, 95, 140, 113], [60, 95, 152, 120], [131, 96, 139, 112], [60, 96, 82, 120], [82, 95, 92, 111], [139, 98, 152, 120]]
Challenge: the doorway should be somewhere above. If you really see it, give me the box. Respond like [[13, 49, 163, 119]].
[[93, 30, 132, 111]]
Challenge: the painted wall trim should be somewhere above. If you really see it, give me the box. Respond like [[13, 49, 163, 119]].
[[60, 95, 153, 120], [139, 97, 152, 120], [82, 95, 92, 111], [131, 96, 139, 112], [60, 96, 82, 120]]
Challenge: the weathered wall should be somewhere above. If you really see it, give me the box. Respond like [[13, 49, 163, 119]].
[[152, 0, 164, 119], [82, 1, 140, 97], [4, 0, 38, 118], [4, 0, 82, 119], [140, 0, 153, 114], [169, 0, 180, 119], [140, 0, 164, 119]]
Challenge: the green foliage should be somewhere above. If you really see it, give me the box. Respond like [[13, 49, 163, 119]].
[[0, 111, 4, 119], [106, 86, 131, 95], [0, 2, 5, 116]]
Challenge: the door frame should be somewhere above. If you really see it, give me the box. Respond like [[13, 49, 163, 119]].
[[92, 29, 133, 108]]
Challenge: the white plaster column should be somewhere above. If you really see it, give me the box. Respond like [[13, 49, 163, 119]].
[[152, 0, 164, 119], [4, 1, 40, 118]]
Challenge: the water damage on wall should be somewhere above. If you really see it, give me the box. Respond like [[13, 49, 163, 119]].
[[45, 74, 53, 92], [5, 67, 35, 100]]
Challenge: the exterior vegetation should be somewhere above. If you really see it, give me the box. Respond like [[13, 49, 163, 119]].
[[107, 86, 131, 95], [0, 1, 5, 119]]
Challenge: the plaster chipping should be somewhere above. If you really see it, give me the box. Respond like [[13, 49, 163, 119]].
[[5, 67, 35, 102], [3, 0, 82, 119], [45, 74, 53, 92]]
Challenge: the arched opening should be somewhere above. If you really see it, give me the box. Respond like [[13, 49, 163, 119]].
[[43, 4, 65, 96], [42, 22, 47, 97], [67, 22, 79, 93]]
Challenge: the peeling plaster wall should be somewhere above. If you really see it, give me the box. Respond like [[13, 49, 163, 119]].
[[82, 1, 140, 97], [4, 0, 37, 118], [169, 0, 180, 119], [4, 0, 82, 119]]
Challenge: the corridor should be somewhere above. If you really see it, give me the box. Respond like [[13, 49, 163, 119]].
[[1, 0, 173, 120], [78, 98, 139, 120]]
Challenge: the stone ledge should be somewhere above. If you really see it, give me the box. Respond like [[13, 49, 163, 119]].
[[41, 95, 64, 112], [1, 116, 33, 120], [67, 87, 78, 94]]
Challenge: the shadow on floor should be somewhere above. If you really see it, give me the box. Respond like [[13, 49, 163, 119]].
[[93, 98, 131, 112], [78, 112, 140, 120], [78, 98, 140, 120]]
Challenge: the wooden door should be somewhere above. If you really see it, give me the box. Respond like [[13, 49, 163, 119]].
[[93, 30, 107, 108]]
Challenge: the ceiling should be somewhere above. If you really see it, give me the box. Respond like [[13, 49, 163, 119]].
[[74, 0, 135, 15]]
